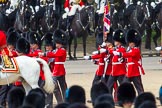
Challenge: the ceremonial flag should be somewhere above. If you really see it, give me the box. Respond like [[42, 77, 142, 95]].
[[103, 1, 111, 34]]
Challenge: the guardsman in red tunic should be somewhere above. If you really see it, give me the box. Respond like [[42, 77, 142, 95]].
[[113, 29, 145, 95], [42, 32, 55, 108], [84, 44, 106, 85], [39, 30, 68, 104], [43, 32, 56, 71], [6, 31, 23, 87], [27, 31, 46, 83], [100, 29, 126, 95]]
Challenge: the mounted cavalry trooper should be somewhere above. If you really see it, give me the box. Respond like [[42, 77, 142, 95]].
[[5, 0, 19, 15], [39, 30, 68, 104], [94, 0, 106, 29], [63, 0, 85, 32]]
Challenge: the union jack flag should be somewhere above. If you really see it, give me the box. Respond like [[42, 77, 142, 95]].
[[103, 1, 111, 34]]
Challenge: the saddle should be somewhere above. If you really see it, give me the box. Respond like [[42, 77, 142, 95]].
[[1, 55, 19, 73]]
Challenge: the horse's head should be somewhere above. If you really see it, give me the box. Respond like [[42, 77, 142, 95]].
[[14, 1, 33, 32], [84, 5, 95, 22]]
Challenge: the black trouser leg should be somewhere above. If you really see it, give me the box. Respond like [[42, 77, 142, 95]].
[[117, 75, 125, 84], [45, 93, 53, 108], [132, 76, 144, 95], [92, 75, 102, 85], [0, 85, 12, 106], [107, 75, 116, 94], [58, 75, 67, 100], [53, 77, 63, 104]]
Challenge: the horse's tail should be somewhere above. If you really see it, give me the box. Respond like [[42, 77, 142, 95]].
[[35, 58, 54, 93]]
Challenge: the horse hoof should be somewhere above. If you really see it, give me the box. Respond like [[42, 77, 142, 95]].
[[74, 57, 77, 60], [69, 57, 74, 60]]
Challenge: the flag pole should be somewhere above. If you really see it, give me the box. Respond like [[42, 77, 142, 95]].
[[103, 0, 110, 41]]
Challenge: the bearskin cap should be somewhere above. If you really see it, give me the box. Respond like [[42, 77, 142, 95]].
[[117, 82, 136, 106], [7, 31, 20, 47], [44, 32, 55, 46], [28, 31, 41, 47], [16, 38, 30, 54], [113, 29, 126, 45], [105, 28, 114, 43], [53, 30, 67, 46], [126, 29, 141, 47]]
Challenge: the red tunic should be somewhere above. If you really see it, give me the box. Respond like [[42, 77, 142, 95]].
[[64, 0, 84, 10], [91, 52, 106, 76], [46, 48, 66, 76], [110, 46, 126, 76], [105, 48, 113, 75], [122, 47, 145, 77]]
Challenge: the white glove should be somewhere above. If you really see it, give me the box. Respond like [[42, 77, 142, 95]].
[[92, 51, 99, 55], [96, 10, 99, 13], [83, 56, 91, 60], [101, 42, 106, 47], [65, 7, 69, 13], [113, 51, 120, 56], [35, 6, 39, 12], [155, 47, 162, 51], [100, 48, 107, 53], [151, 2, 156, 8]]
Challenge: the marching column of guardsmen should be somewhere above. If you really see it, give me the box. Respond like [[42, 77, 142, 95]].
[[84, 28, 145, 100], [0, 28, 68, 107]]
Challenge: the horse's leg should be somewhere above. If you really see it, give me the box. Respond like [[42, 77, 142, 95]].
[[22, 80, 32, 95], [82, 34, 87, 56], [145, 26, 152, 51], [68, 36, 74, 60], [153, 27, 160, 47], [73, 35, 77, 60]]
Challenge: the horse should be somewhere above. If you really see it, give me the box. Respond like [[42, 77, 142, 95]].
[[153, 3, 162, 47], [141, 2, 154, 51], [0, 12, 8, 31], [0, 56, 54, 94], [59, 5, 95, 60], [111, 0, 126, 29], [30, 3, 58, 36], [14, 1, 33, 32]]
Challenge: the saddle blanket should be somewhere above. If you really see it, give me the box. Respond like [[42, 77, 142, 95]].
[[1, 56, 19, 73]]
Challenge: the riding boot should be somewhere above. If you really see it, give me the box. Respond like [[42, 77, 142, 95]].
[[66, 15, 74, 32], [87, 26, 94, 36]]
